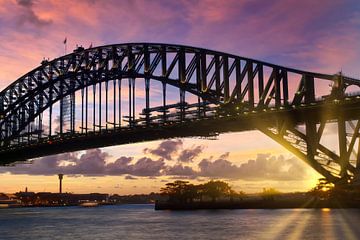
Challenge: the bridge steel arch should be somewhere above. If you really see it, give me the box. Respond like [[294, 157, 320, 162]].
[[1, 43, 360, 186]]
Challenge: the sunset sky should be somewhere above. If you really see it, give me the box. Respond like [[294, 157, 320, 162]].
[[0, 0, 360, 195]]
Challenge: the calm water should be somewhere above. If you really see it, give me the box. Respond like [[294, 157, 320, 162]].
[[0, 204, 359, 240]]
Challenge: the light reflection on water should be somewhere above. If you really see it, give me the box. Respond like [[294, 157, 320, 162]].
[[0, 205, 359, 240]]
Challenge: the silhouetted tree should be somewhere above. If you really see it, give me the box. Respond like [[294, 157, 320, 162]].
[[160, 180, 239, 203], [261, 188, 280, 201], [228, 189, 246, 201], [160, 180, 191, 203], [197, 184, 205, 202], [309, 178, 334, 200], [183, 184, 198, 203], [202, 180, 231, 202]]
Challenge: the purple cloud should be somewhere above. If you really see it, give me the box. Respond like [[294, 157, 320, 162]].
[[197, 153, 308, 181], [0, 143, 317, 181], [164, 164, 197, 177], [178, 145, 204, 162], [144, 139, 183, 160], [16, 0, 52, 27], [0, 149, 158, 177]]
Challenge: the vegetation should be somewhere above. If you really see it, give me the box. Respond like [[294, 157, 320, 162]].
[[308, 178, 360, 201], [261, 188, 281, 200], [308, 178, 334, 199], [160, 180, 245, 203]]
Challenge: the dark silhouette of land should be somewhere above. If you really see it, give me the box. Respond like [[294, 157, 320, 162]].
[[2, 178, 359, 210], [0, 191, 165, 208], [155, 179, 360, 210]]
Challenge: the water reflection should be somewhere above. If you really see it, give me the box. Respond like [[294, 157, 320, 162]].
[[0, 205, 359, 240]]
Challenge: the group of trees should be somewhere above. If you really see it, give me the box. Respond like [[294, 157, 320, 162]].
[[309, 178, 360, 200], [160, 180, 245, 203]]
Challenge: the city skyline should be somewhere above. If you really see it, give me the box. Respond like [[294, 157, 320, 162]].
[[1, 0, 360, 194]]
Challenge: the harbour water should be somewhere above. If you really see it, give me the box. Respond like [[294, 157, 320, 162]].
[[0, 204, 359, 240]]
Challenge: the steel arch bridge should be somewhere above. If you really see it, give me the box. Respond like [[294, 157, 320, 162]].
[[1, 43, 360, 185]]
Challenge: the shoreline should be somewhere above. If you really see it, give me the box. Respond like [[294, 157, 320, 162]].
[[0, 202, 156, 209], [2, 200, 359, 210], [155, 199, 360, 210]]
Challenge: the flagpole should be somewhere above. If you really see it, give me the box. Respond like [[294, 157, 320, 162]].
[[64, 37, 67, 55]]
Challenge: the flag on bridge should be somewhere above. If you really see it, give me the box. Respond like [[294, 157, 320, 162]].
[[63, 37, 67, 44]]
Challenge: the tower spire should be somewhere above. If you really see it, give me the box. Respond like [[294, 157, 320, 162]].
[[58, 174, 64, 194]]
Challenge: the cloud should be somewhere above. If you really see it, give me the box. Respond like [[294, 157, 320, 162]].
[[197, 153, 308, 181], [0, 0, 359, 95], [178, 145, 204, 162], [0, 147, 169, 177], [124, 175, 137, 180], [17, 0, 33, 7], [144, 140, 204, 162], [0, 152, 77, 175], [16, 0, 52, 27], [105, 156, 133, 175], [0, 140, 309, 181], [126, 157, 165, 177], [164, 164, 197, 177], [66, 148, 108, 175], [106, 156, 165, 176], [144, 139, 183, 160]]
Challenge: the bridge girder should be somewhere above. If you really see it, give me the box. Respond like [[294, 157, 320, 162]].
[[1, 43, 360, 185]]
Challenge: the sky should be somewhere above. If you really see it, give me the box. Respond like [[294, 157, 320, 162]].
[[0, 0, 360, 194]]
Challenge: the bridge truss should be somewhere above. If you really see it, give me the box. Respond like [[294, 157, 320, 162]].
[[0, 43, 360, 185]]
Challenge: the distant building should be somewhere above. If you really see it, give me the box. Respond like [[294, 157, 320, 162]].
[[16, 191, 36, 205], [15, 192, 109, 206]]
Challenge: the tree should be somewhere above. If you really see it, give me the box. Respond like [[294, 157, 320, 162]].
[[202, 180, 231, 202], [228, 190, 246, 201], [160, 180, 191, 203], [160, 180, 238, 203], [309, 178, 334, 200], [261, 188, 280, 201], [183, 184, 198, 203]]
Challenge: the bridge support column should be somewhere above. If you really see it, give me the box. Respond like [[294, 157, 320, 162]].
[[59, 79, 64, 135], [282, 71, 289, 106], [235, 59, 242, 101], [274, 68, 281, 107], [118, 78, 122, 128], [223, 56, 229, 102], [162, 82, 167, 123], [258, 64, 264, 101], [304, 75, 315, 103], [247, 61, 254, 108], [145, 78, 150, 125], [128, 78, 135, 127], [215, 55, 221, 101], [85, 84, 88, 134], [105, 81, 108, 130], [200, 52, 207, 92]]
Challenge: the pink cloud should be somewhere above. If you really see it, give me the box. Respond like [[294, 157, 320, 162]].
[[0, 0, 359, 92]]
